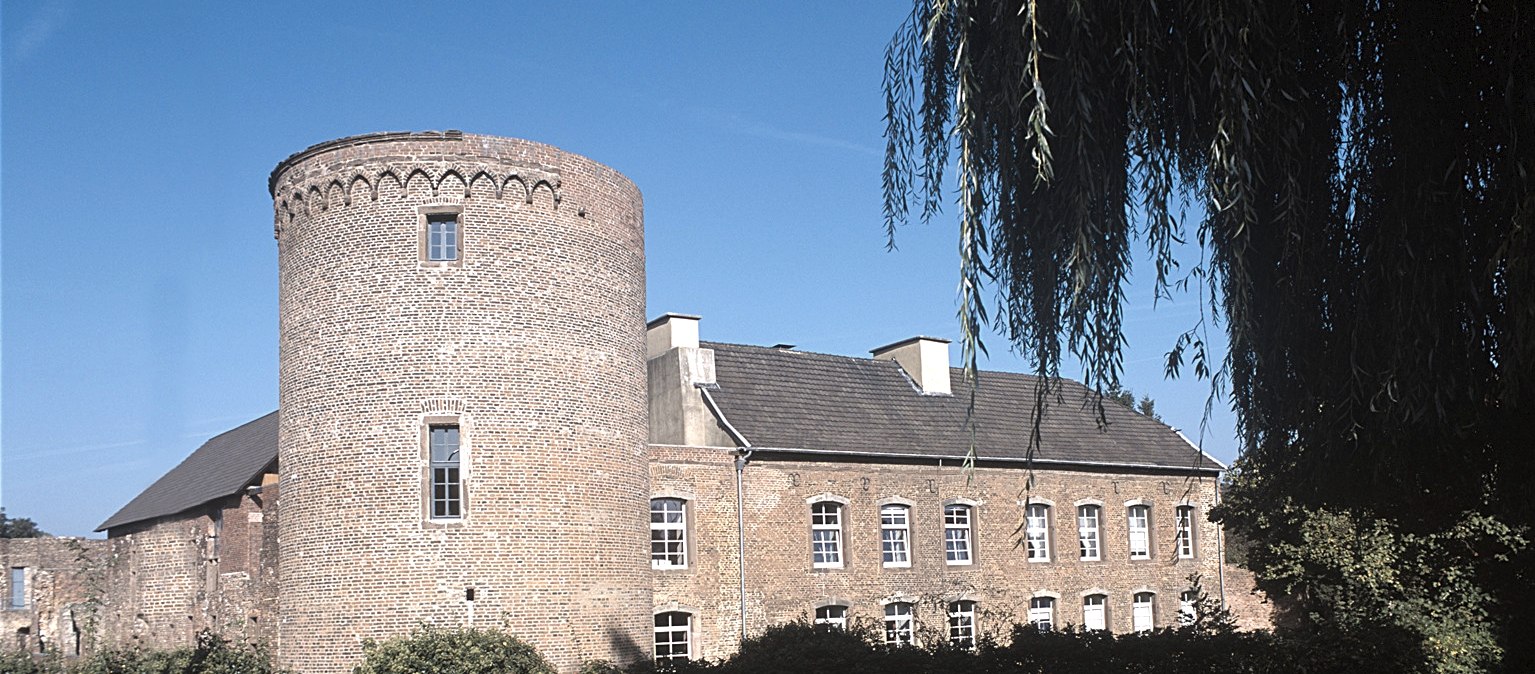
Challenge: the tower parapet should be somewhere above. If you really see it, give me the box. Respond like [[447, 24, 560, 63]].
[[272, 132, 649, 673]]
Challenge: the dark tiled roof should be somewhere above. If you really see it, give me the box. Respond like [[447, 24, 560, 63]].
[[704, 342, 1222, 472], [97, 412, 278, 532]]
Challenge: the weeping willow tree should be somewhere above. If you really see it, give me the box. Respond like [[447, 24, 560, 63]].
[[884, 1, 1533, 671]]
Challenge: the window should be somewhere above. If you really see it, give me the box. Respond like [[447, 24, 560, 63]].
[[1025, 504, 1050, 562], [948, 601, 977, 648], [1028, 596, 1056, 631], [8, 568, 24, 609], [1083, 594, 1107, 631], [884, 602, 915, 646], [1077, 505, 1101, 561], [880, 504, 911, 567], [811, 501, 844, 568], [429, 425, 463, 519], [426, 213, 459, 261], [814, 605, 848, 630], [1175, 505, 1196, 559], [654, 612, 691, 660], [944, 505, 973, 565], [1179, 590, 1198, 625], [1133, 592, 1155, 632], [1127, 505, 1151, 559], [650, 498, 687, 569]]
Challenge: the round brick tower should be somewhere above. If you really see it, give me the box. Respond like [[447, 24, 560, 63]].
[[269, 132, 650, 673]]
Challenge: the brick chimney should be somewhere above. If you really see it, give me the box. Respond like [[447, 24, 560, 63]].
[[872, 336, 952, 395]]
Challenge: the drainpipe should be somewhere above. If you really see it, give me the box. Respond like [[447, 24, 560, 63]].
[[1216, 476, 1227, 609], [733, 448, 754, 644], [698, 385, 753, 645]]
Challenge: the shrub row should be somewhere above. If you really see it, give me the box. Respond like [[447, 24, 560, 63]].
[[0, 620, 1446, 674]]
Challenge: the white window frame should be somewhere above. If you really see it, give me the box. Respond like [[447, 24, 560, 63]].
[[653, 611, 692, 660], [1027, 596, 1055, 631], [1083, 594, 1107, 631], [944, 504, 973, 565], [650, 498, 688, 570], [814, 604, 849, 630], [1025, 503, 1051, 562], [1179, 590, 1198, 625], [1175, 505, 1196, 559], [1077, 504, 1102, 561], [884, 602, 915, 646], [880, 504, 911, 568], [1127, 504, 1151, 560], [947, 600, 977, 648], [426, 212, 459, 261], [1132, 592, 1155, 632], [811, 500, 844, 569]]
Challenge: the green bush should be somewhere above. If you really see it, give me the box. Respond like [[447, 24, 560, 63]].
[[353, 627, 554, 674], [72, 632, 281, 674]]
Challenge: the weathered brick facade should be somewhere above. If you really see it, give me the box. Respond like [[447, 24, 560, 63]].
[[1, 536, 106, 657], [270, 132, 651, 673], [649, 446, 1230, 659], [61, 132, 1270, 673]]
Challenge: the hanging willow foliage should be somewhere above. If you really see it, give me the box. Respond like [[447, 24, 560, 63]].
[[885, 0, 1533, 518]]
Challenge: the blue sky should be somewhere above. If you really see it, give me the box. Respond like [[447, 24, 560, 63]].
[[2, 1, 1236, 537]]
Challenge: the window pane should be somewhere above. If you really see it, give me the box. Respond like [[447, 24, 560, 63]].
[[9, 568, 23, 609], [945, 506, 972, 564], [1083, 595, 1106, 631], [427, 214, 459, 261]]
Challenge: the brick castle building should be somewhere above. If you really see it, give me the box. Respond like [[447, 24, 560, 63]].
[[3, 132, 1264, 672]]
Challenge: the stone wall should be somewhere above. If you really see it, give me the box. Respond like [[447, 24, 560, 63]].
[[0, 536, 107, 657]]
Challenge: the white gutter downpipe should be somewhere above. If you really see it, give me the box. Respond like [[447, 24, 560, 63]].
[[1216, 475, 1227, 610], [699, 385, 753, 645]]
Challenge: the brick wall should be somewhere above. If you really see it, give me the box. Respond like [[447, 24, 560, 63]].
[[96, 490, 276, 652], [272, 132, 650, 673], [650, 445, 1237, 659]]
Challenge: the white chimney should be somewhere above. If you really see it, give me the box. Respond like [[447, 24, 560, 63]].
[[872, 336, 952, 395], [646, 313, 701, 359]]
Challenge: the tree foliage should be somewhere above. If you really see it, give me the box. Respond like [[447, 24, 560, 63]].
[[0, 510, 48, 538], [883, 0, 1533, 670]]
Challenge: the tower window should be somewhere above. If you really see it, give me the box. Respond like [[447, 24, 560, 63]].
[[429, 424, 462, 519], [427, 213, 459, 261]]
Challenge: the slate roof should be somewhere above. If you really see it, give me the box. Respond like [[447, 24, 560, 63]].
[[97, 411, 279, 532], [703, 342, 1223, 472]]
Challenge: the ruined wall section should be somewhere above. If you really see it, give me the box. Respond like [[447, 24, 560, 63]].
[[0, 536, 108, 657], [95, 487, 278, 652]]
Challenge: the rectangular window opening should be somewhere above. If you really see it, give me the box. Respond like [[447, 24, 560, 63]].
[[811, 502, 844, 569], [944, 505, 973, 565], [650, 498, 688, 569], [426, 213, 459, 262], [429, 424, 463, 520]]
